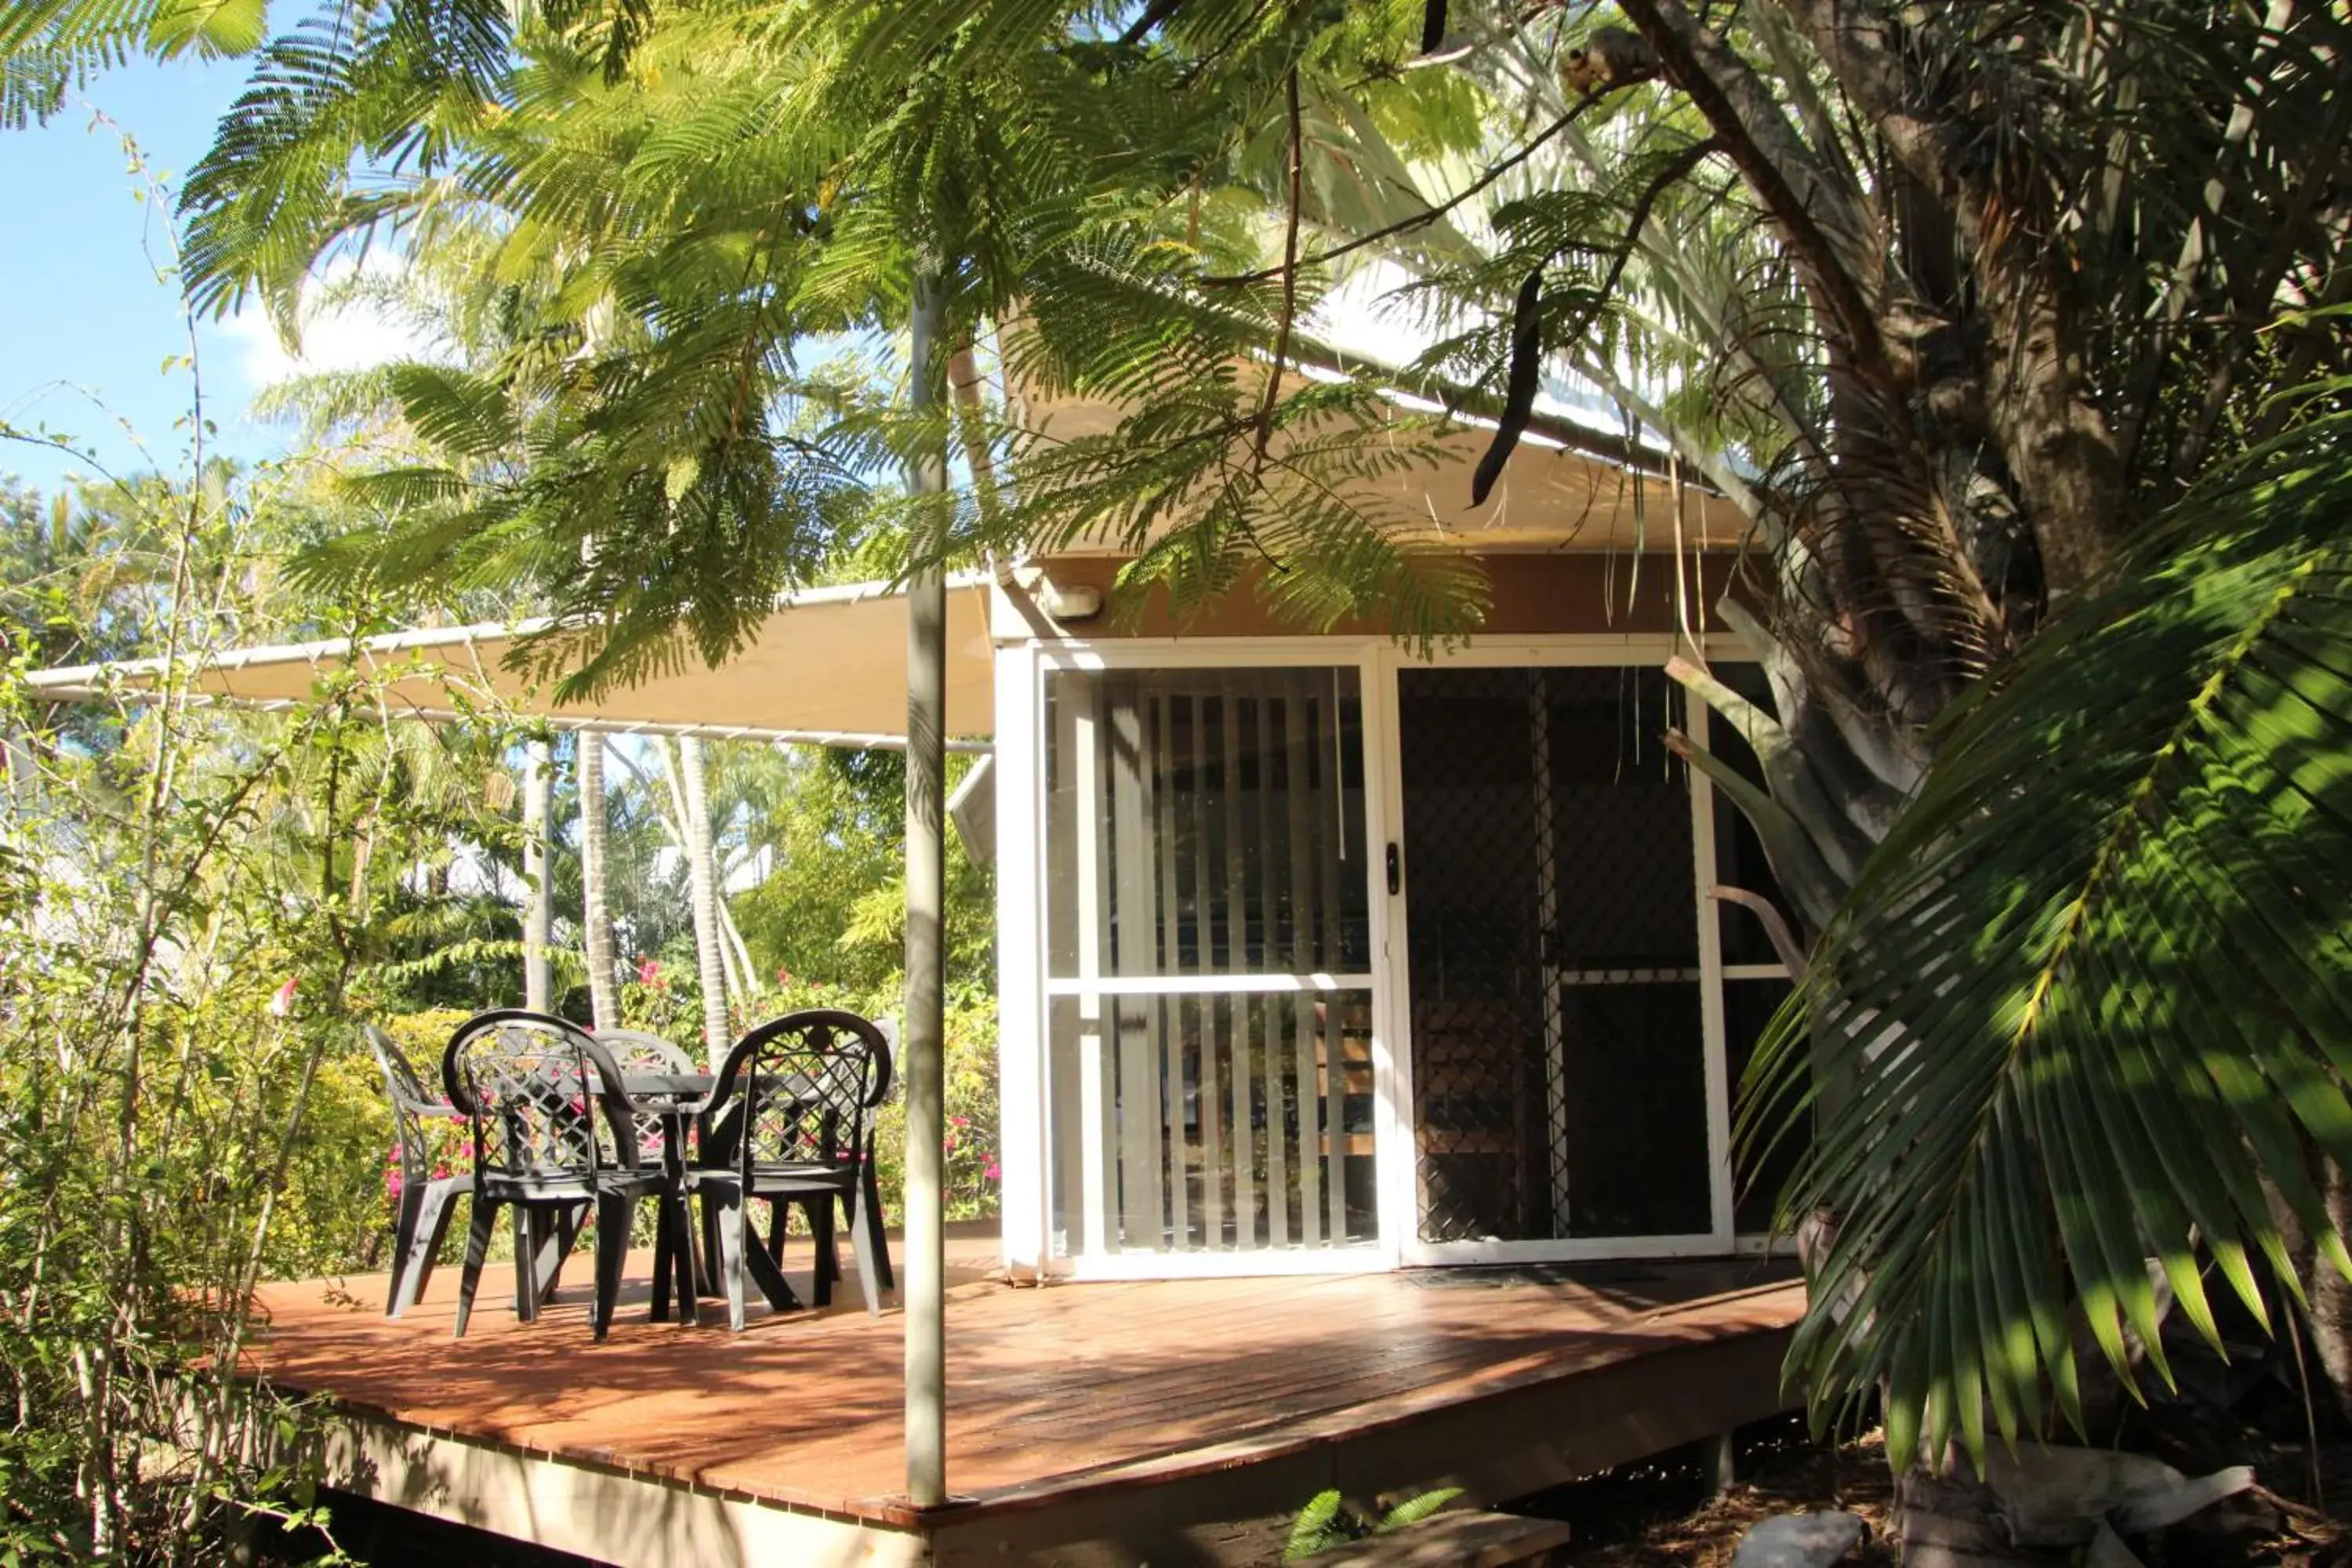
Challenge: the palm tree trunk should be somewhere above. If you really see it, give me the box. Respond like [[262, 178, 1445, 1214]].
[[718, 896, 759, 1001], [577, 734, 619, 1029], [521, 739, 552, 1012], [673, 736, 731, 1062], [2264, 1156, 2352, 1421]]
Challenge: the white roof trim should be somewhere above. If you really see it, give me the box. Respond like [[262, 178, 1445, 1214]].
[[24, 572, 1001, 750], [24, 572, 990, 694]]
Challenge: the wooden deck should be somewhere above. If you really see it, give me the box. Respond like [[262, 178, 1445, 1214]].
[[247, 1231, 1806, 1566]]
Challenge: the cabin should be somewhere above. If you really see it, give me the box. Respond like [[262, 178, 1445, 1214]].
[[26, 403, 1809, 1565]]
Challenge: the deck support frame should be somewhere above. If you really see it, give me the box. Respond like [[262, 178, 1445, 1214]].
[[292, 1315, 1792, 1566]]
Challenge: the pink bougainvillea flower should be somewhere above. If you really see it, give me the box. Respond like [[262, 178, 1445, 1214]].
[[775, 967, 793, 985], [982, 1160, 1000, 1182], [949, 1114, 968, 1130], [636, 956, 662, 985], [268, 978, 298, 1018]]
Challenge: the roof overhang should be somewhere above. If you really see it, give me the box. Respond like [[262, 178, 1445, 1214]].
[[25, 576, 1000, 750], [1019, 384, 1744, 556]]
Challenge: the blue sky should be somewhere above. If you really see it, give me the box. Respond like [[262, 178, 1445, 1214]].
[[0, 56, 297, 496]]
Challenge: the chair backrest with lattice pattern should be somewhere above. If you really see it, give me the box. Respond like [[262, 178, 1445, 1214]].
[[597, 1029, 698, 1076], [591, 1028, 695, 1160], [367, 1024, 450, 1189], [705, 1010, 889, 1179], [442, 1010, 641, 1185]]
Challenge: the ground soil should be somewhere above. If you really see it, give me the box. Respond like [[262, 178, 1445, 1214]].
[[1508, 1417, 1897, 1566], [1508, 1415, 2352, 1566]]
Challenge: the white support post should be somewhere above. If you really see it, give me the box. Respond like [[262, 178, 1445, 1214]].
[[903, 274, 949, 1512], [992, 642, 1048, 1275]]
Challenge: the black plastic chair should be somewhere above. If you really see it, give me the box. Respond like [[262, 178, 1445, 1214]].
[[441, 1009, 695, 1340], [725, 1022, 897, 1299], [367, 1025, 475, 1319], [598, 1028, 721, 1288], [691, 1009, 895, 1330], [370, 1025, 590, 1319], [599, 1019, 894, 1308], [596, 1028, 701, 1162]]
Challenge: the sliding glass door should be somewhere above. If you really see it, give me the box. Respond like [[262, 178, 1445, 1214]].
[[1395, 664, 1713, 1247], [1040, 666, 1380, 1262], [1000, 638, 1800, 1276]]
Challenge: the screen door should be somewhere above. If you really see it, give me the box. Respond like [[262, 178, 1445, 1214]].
[[1397, 664, 1714, 1245]]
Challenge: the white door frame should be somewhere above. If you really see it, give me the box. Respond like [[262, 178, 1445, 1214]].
[[1001, 637, 1400, 1279], [1373, 634, 1762, 1265], [996, 630, 1777, 1279]]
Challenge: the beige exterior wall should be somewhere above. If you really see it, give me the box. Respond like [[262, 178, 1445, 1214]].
[[1000, 553, 1754, 643]]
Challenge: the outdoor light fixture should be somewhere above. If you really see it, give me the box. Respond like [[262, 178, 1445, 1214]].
[[1005, 564, 1103, 624]]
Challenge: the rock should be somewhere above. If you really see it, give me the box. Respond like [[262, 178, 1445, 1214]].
[[1896, 1468, 2034, 1566], [1976, 1445, 2253, 1546], [1733, 1510, 1868, 1567]]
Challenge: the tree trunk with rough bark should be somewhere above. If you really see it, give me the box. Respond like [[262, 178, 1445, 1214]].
[[1893, 1472, 2033, 1568], [2264, 1151, 2352, 1421], [673, 735, 731, 1063], [520, 739, 552, 1013], [577, 734, 618, 1029]]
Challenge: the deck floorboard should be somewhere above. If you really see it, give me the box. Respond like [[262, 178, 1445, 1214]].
[[247, 1233, 1804, 1527]]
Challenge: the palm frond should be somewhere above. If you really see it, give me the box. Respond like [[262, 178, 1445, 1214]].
[[1748, 393, 2352, 1465]]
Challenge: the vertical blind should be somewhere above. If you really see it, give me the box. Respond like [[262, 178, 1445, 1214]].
[[1044, 668, 1377, 1255]]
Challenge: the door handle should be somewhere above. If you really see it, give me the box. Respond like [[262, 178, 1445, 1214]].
[[1386, 842, 1402, 896]]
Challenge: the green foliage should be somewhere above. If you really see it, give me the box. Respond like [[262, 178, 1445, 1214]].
[[1748, 386, 2352, 1465], [729, 746, 994, 996], [1283, 1490, 1348, 1560], [1281, 1485, 1464, 1560], [136, 0, 1517, 696], [0, 452, 544, 1559], [1, 0, 172, 129], [864, 982, 1001, 1223]]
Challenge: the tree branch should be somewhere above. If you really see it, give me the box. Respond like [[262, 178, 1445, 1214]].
[[1765, 0, 1960, 198], [1200, 100, 1596, 287], [1613, 0, 1899, 395], [1117, 0, 1184, 48], [1250, 67, 1305, 475]]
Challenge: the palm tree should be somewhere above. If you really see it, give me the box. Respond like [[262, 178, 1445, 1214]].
[[519, 736, 553, 1010], [1744, 386, 2352, 1508], [670, 735, 731, 1062], [576, 732, 619, 1028]]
